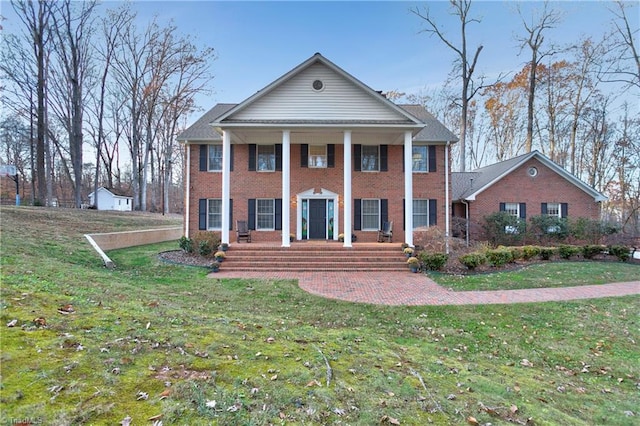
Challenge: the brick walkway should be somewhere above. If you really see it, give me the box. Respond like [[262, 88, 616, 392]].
[[212, 271, 640, 306]]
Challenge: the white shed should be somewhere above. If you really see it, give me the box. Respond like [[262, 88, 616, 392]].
[[88, 187, 133, 211]]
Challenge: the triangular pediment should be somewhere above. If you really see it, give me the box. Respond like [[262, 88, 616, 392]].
[[215, 54, 420, 126]]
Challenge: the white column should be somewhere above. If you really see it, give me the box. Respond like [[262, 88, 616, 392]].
[[281, 130, 291, 247], [221, 131, 231, 244], [445, 141, 451, 254], [185, 143, 191, 237], [343, 130, 352, 247], [403, 131, 414, 247]]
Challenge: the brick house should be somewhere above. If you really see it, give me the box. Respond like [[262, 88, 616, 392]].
[[451, 151, 607, 240], [178, 53, 458, 247]]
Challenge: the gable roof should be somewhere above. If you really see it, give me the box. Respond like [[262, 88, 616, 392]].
[[213, 53, 424, 128], [89, 187, 133, 199], [398, 105, 458, 143], [452, 151, 607, 202]]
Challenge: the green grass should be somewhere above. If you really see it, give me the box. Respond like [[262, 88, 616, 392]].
[[1, 206, 639, 425], [429, 261, 640, 291]]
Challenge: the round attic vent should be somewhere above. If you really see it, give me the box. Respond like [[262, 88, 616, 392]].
[[527, 166, 538, 177], [312, 79, 324, 91]]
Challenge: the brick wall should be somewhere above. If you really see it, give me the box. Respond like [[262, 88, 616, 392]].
[[466, 158, 601, 239], [187, 143, 451, 243]]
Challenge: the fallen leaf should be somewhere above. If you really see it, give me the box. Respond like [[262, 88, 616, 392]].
[[58, 304, 74, 314], [510, 404, 519, 414], [206, 400, 217, 408], [306, 379, 322, 387], [381, 415, 401, 424], [120, 416, 132, 426], [467, 416, 479, 425], [33, 317, 46, 327], [148, 414, 163, 421], [266, 337, 275, 343], [520, 359, 534, 367], [6, 319, 17, 327], [159, 389, 171, 399], [270, 374, 278, 381]]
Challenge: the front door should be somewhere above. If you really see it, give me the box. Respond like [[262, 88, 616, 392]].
[[308, 199, 327, 239]]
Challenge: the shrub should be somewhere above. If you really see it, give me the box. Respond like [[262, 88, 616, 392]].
[[539, 247, 555, 260], [418, 252, 449, 271], [529, 215, 569, 241], [486, 247, 514, 267], [582, 244, 604, 259], [608, 245, 630, 262], [558, 244, 580, 259], [482, 211, 526, 246], [458, 252, 486, 270], [569, 218, 619, 244], [191, 231, 221, 257], [179, 236, 194, 253], [522, 245, 540, 260], [510, 247, 524, 261]]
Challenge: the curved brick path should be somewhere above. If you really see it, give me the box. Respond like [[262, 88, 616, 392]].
[[213, 271, 640, 306]]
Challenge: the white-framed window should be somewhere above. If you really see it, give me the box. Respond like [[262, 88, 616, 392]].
[[361, 145, 379, 172], [309, 145, 327, 168], [504, 202, 520, 234], [257, 145, 276, 171], [257, 199, 275, 230], [504, 202, 520, 217], [413, 199, 429, 228], [412, 146, 428, 172], [361, 199, 380, 230], [207, 199, 222, 229], [545, 202, 561, 218], [208, 145, 223, 171]]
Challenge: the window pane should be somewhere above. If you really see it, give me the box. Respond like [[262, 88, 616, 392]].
[[208, 199, 222, 229], [412, 146, 427, 172], [362, 199, 379, 230], [504, 203, 519, 217], [546, 202, 560, 217], [361, 145, 379, 171], [413, 199, 429, 228], [309, 145, 327, 168], [208, 145, 222, 171], [257, 199, 274, 229], [257, 145, 275, 171]]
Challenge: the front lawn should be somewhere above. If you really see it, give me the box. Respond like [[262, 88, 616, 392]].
[[1, 207, 638, 425], [429, 261, 639, 291]]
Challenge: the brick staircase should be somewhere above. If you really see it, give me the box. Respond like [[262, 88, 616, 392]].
[[220, 242, 407, 272]]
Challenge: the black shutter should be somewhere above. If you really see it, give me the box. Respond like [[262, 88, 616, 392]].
[[429, 199, 437, 226], [380, 145, 388, 171], [499, 202, 506, 212], [561, 203, 568, 218], [199, 145, 207, 171], [275, 199, 282, 230], [248, 199, 256, 230], [354, 199, 362, 230], [248, 144, 256, 171], [301, 144, 308, 167], [541, 203, 548, 215], [230, 145, 234, 171], [354, 144, 361, 172], [402, 199, 405, 230], [327, 144, 335, 168], [428, 146, 436, 172], [519, 203, 527, 219], [275, 144, 282, 171], [380, 199, 388, 227], [199, 199, 207, 230], [229, 199, 233, 231]]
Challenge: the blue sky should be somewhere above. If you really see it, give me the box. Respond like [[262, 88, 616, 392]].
[[2, 1, 637, 124]]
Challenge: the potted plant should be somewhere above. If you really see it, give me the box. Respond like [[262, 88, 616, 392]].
[[290, 233, 295, 242], [401, 242, 409, 251], [214, 251, 226, 262], [403, 247, 414, 257], [407, 256, 420, 273], [338, 233, 345, 242], [210, 261, 221, 273], [218, 243, 229, 252]]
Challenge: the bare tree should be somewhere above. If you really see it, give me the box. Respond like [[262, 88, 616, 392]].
[[516, 1, 563, 153], [48, 0, 97, 207], [9, 0, 52, 205], [411, 0, 485, 172], [602, 1, 640, 90]]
